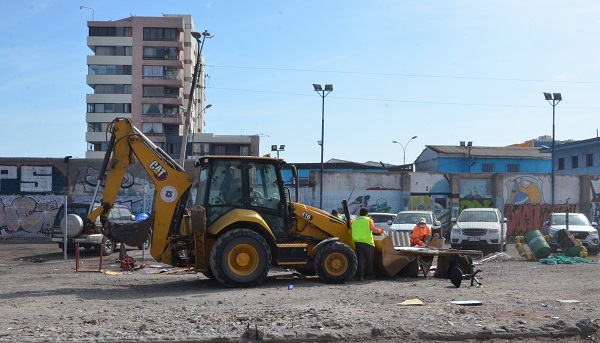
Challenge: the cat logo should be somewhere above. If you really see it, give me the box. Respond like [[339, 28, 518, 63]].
[[148, 161, 167, 181]]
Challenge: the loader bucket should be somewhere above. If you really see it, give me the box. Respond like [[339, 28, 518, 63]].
[[105, 214, 153, 247], [373, 236, 417, 277]]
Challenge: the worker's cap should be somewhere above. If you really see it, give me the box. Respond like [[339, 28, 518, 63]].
[[418, 217, 426, 224]]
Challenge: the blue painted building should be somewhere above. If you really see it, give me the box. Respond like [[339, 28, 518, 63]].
[[414, 145, 551, 173], [551, 137, 600, 175]]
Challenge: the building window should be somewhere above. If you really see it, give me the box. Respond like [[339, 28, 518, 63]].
[[143, 28, 178, 41], [88, 65, 131, 75], [240, 146, 250, 156], [507, 164, 519, 172], [586, 153, 593, 167], [482, 163, 494, 172], [558, 158, 565, 170], [95, 46, 116, 56], [213, 145, 226, 155], [143, 86, 179, 98], [94, 84, 132, 94], [87, 103, 129, 113], [143, 47, 178, 60], [142, 65, 164, 78], [142, 123, 164, 134], [572, 156, 579, 169], [87, 122, 103, 132]]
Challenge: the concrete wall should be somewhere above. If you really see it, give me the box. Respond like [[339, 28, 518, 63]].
[[1, 158, 598, 239]]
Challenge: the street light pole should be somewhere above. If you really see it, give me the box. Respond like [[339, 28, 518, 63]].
[[544, 92, 562, 209], [460, 141, 474, 172], [180, 30, 212, 167], [392, 136, 417, 165], [313, 84, 333, 210], [271, 144, 285, 158]]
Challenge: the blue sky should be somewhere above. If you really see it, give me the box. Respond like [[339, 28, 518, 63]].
[[2, 1, 600, 164]]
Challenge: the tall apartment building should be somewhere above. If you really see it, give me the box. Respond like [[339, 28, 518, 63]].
[[85, 14, 207, 159]]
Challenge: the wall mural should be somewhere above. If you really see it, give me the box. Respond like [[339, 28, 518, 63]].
[[0, 163, 153, 239], [504, 176, 544, 205], [0, 196, 62, 238]]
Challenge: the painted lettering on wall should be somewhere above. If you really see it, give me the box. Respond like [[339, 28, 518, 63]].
[[459, 198, 494, 212], [503, 203, 577, 236], [0, 165, 66, 195]]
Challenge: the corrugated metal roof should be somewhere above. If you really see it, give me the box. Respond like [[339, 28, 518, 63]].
[[427, 145, 549, 159]]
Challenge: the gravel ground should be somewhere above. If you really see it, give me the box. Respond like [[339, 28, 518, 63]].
[[1, 241, 599, 343]]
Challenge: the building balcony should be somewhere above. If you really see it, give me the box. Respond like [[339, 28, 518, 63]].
[[86, 94, 131, 104], [86, 113, 131, 123], [142, 96, 183, 107], [87, 75, 132, 86], [87, 36, 132, 50], [141, 77, 183, 88], [87, 55, 132, 66], [141, 59, 184, 70], [142, 113, 183, 125]]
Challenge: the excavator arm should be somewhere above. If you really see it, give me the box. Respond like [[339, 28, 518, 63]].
[[84, 118, 194, 263]]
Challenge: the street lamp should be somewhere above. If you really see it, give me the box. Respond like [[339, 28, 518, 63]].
[[544, 92, 562, 208], [180, 30, 212, 167], [271, 145, 285, 158], [313, 83, 333, 210], [392, 136, 417, 165], [460, 141, 474, 172]]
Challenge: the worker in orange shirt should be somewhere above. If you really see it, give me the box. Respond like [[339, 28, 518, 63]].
[[350, 207, 383, 281], [410, 217, 432, 247]]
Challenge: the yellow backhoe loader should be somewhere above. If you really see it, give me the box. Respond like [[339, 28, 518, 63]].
[[84, 118, 475, 287]]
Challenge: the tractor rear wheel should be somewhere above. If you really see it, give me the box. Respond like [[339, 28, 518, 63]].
[[314, 242, 357, 284], [210, 229, 272, 288]]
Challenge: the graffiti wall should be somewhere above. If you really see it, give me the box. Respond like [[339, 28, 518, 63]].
[[502, 175, 580, 236], [0, 161, 153, 239]]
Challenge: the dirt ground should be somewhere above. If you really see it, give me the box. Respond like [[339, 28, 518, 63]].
[[1, 240, 599, 343]]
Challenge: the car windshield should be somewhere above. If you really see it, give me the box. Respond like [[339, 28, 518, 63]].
[[459, 211, 498, 222], [550, 214, 591, 226], [393, 213, 431, 225]]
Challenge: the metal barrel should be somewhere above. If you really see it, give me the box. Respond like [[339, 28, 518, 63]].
[[524, 230, 552, 259], [553, 229, 582, 257]]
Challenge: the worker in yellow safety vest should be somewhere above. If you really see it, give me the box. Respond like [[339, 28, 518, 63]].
[[350, 207, 383, 281]]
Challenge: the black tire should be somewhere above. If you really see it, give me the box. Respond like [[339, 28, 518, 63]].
[[210, 229, 271, 288], [587, 249, 600, 256], [98, 237, 115, 255], [450, 244, 462, 250], [314, 242, 357, 284], [202, 265, 216, 279]]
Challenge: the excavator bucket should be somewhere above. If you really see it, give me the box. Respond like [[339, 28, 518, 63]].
[[106, 214, 153, 247]]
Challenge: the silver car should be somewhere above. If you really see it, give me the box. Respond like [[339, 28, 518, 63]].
[[543, 213, 600, 255], [388, 211, 442, 237], [369, 213, 397, 231]]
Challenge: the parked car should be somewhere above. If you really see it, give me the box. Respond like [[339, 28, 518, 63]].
[[542, 213, 600, 255], [369, 212, 397, 231], [450, 208, 507, 252], [50, 202, 136, 255], [388, 210, 442, 237]]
